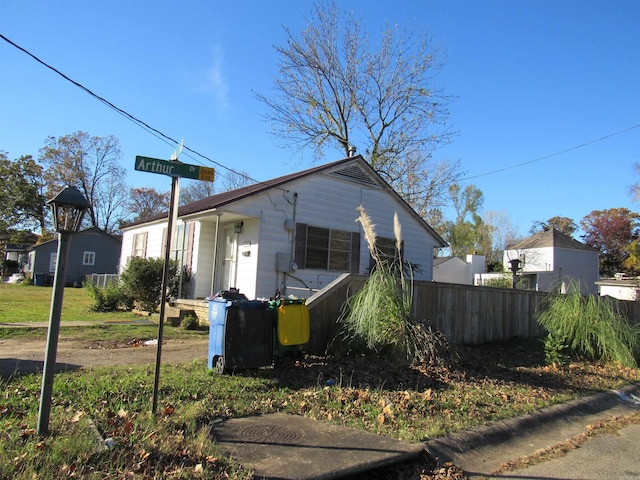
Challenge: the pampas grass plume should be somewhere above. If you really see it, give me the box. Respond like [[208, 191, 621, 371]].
[[356, 205, 377, 255], [393, 212, 402, 253]]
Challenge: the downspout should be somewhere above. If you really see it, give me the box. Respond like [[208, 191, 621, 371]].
[[209, 213, 221, 297]]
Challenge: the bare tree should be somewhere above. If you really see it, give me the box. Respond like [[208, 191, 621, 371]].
[[39, 131, 128, 233], [127, 187, 170, 222], [180, 179, 217, 206], [482, 210, 523, 270], [255, 0, 458, 216], [220, 169, 253, 192]]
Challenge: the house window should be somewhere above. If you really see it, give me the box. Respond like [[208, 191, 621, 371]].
[[295, 223, 360, 272], [83, 251, 96, 266], [369, 237, 404, 270], [162, 223, 195, 270], [131, 232, 148, 258], [49, 252, 57, 272]]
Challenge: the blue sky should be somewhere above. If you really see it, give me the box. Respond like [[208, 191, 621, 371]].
[[1, 0, 639, 238]]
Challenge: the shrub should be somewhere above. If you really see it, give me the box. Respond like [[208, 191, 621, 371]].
[[537, 285, 640, 367], [85, 281, 134, 312], [483, 276, 512, 289], [181, 314, 199, 330], [119, 257, 179, 313]]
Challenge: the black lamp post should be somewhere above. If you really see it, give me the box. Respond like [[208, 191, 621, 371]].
[[37, 186, 90, 435]]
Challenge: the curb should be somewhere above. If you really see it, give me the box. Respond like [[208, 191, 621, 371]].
[[425, 383, 640, 459]]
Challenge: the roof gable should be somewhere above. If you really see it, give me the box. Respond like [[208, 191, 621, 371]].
[[509, 228, 596, 252]]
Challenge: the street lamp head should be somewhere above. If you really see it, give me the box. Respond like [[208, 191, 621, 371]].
[[47, 186, 91, 233]]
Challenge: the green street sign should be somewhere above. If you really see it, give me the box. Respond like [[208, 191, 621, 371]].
[[135, 155, 215, 182]]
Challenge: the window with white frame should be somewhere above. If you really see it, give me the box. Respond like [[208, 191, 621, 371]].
[[131, 232, 148, 258], [83, 251, 96, 266], [49, 252, 57, 272]]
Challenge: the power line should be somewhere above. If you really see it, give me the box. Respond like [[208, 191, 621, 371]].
[[0, 33, 257, 186], [462, 123, 640, 181]]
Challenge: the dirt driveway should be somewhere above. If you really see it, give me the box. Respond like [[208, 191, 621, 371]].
[[0, 336, 210, 377]]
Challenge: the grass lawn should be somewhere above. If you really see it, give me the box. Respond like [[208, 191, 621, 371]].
[[0, 283, 142, 324], [2, 340, 639, 479]]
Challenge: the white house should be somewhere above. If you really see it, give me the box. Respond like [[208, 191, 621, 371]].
[[503, 228, 599, 295], [596, 276, 640, 301], [433, 254, 485, 285], [119, 155, 447, 300]]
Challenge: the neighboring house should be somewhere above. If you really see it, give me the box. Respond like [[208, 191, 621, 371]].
[[119, 155, 447, 300], [3, 242, 36, 275], [25, 227, 122, 286], [503, 228, 599, 295], [433, 254, 485, 285], [1, 231, 38, 275], [596, 276, 640, 301]]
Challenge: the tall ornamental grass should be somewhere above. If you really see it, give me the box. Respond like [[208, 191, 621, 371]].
[[338, 206, 450, 364], [537, 285, 640, 367]]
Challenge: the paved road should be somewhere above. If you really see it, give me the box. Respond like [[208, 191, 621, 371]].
[[501, 421, 640, 480], [426, 384, 640, 480]]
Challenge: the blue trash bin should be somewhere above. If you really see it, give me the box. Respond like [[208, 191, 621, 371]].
[[208, 296, 274, 374]]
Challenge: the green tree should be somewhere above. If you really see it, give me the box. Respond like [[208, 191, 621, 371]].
[[255, 0, 459, 219], [530, 216, 577, 237], [442, 184, 491, 257], [0, 152, 47, 234], [39, 131, 128, 233], [580, 208, 640, 276], [624, 240, 640, 274]]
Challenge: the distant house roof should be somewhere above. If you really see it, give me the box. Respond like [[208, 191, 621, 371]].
[[595, 277, 640, 288], [123, 155, 447, 246], [434, 256, 465, 267], [508, 228, 596, 253], [29, 226, 121, 249]]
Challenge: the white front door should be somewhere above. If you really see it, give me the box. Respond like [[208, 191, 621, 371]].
[[221, 224, 238, 291]]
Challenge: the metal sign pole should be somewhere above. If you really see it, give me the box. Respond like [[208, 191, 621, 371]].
[[152, 174, 180, 415]]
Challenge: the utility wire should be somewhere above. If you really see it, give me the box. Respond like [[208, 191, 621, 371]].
[[0, 33, 257, 186], [462, 123, 640, 181]]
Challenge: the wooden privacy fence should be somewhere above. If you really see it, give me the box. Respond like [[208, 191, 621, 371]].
[[305, 274, 549, 353], [411, 281, 548, 344]]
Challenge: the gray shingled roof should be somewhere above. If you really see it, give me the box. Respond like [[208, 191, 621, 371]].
[[508, 228, 596, 252]]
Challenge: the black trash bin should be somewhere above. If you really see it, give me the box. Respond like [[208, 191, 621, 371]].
[[208, 295, 273, 374]]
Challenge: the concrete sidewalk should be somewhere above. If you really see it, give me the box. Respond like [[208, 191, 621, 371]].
[[210, 412, 425, 480], [425, 383, 640, 479]]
